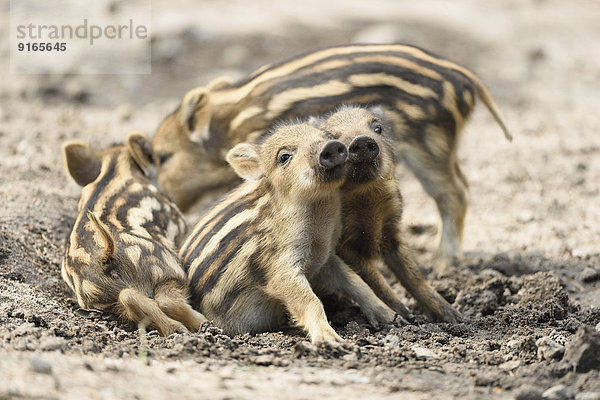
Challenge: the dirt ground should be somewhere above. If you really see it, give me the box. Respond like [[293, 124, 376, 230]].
[[1, 0, 600, 399]]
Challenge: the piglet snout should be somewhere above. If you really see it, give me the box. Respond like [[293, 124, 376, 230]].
[[319, 140, 347, 169]]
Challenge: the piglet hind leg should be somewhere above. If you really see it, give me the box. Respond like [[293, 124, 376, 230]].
[[117, 288, 187, 336], [400, 145, 467, 276], [314, 255, 397, 329], [264, 269, 343, 347], [382, 226, 461, 323], [154, 280, 207, 332]]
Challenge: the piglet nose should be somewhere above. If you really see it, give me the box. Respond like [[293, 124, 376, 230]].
[[319, 140, 348, 169], [348, 135, 379, 162]]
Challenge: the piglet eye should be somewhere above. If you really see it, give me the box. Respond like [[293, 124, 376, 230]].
[[373, 124, 383, 134], [156, 152, 173, 165], [278, 153, 292, 165], [104, 260, 120, 279]]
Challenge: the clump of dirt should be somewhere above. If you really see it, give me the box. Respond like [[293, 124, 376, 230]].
[[2, 252, 600, 398]]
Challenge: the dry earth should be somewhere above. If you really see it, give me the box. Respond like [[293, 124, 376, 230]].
[[1, 0, 600, 399]]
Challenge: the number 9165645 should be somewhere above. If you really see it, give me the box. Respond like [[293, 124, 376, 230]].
[[18, 42, 66, 51]]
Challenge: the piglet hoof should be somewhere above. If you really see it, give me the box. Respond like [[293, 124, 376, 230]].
[[174, 325, 189, 335], [433, 255, 461, 278], [391, 303, 414, 324], [444, 308, 461, 324], [365, 306, 396, 330], [186, 310, 208, 332], [393, 313, 411, 326], [434, 303, 461, 324], [311, 327, 344, 347], [161, 321, 188, 337]]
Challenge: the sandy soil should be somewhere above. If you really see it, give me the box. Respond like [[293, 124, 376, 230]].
[[1, 0, 600, 399]]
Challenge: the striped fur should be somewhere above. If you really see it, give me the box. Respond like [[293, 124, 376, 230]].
[[153, 43, 511, 272], [179, 123, 395, 345], [62, 132, 206, 336], [318, 106, 460, 322]]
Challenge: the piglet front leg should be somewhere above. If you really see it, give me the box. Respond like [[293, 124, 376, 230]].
[[264, 268, 343, 347], [315, 255, 397, 329]]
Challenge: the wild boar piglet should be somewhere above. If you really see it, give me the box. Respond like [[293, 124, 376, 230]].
[[318, 106, 461, 323], [180, 122, 395, 346], [153, 43, 512, 273], [62, 131, 206, 336]]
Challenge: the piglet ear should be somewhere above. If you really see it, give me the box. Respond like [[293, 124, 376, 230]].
[[207, 75, 232, 90], [366, 106, 392, 131], [226, 143, 263, 181], [178, 86, 212, 144], [62, 141, 102, 186], [306, 115, 325, 128], [367, 105, 386, 118], [86, 210, 115, 261], [126, 130, 155, 179]]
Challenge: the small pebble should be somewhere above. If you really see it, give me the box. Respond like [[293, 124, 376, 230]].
[[542, 384, 574, 400], [12, 323, 37, 337], [575, 393, 600, 400], [39, 336, 66, 351], [562, 325, 600, 372], [474, 373, 497, 387], [293, 341, 317, 358], [251, 354, 274, 366], [515, 385, 543, 400], [536, 336, 565, 361], [517, 210, 535, 223], [499, 359, 521, 371], [384, 333, 400, 347], [115, 104, 133, 121], [581, 267, 600, 283], [31, 357, 52, 375], [412, 346, 439, 360]]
